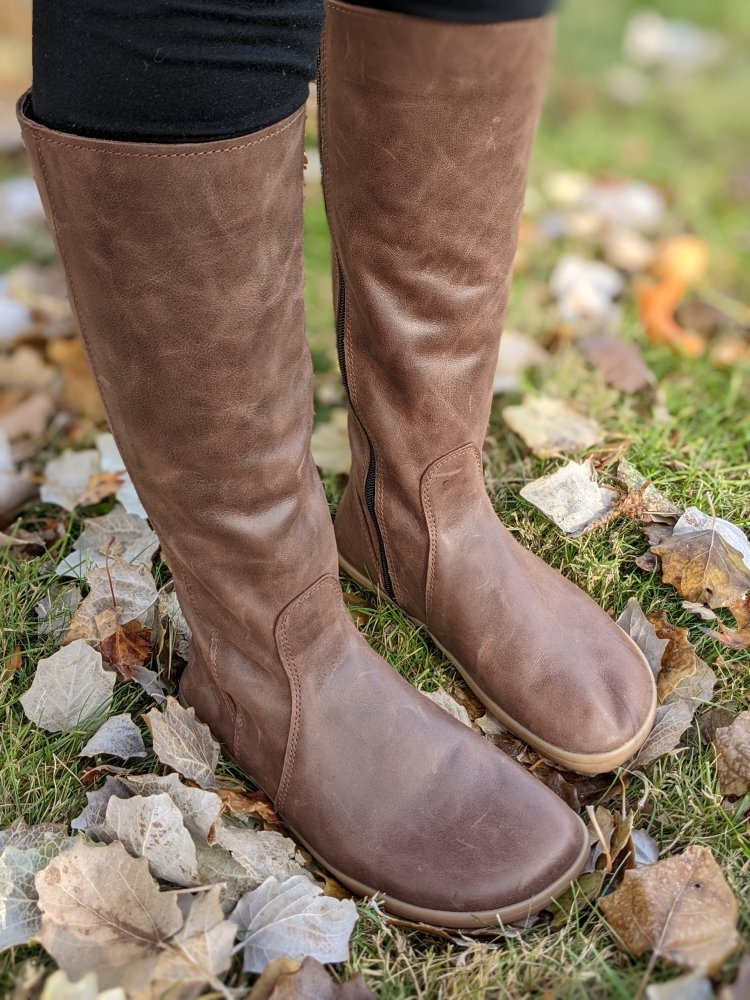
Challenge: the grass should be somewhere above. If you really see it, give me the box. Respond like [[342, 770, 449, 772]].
[[2, 0, 749, 995]]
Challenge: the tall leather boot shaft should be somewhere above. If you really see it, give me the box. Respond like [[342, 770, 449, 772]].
[[18, 93, 336, 797], [321, 1, 551, 617], [18, 92, 589, 923], [322, 3, 656, 773]]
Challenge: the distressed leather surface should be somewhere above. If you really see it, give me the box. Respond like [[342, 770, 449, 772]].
[[19, 92, 586, 917], [322, 2, 655, 759]]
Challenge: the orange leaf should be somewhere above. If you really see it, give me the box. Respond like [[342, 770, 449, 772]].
[[100, 620, 152, 680]]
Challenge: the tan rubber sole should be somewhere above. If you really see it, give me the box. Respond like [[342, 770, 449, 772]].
[[339, 554, 657, 776], [292, 820, 590, 928]]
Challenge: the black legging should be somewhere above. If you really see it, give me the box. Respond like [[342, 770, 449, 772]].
[[31, 0, 552, 144]]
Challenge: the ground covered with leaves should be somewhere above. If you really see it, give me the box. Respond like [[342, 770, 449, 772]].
[[1, 0, 749, 997]]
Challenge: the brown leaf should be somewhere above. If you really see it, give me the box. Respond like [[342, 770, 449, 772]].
[[214, 785, 280, 824], [653, 529, 750, 611], [714, 711, 750, 798], [250, 956, 375, 1000], [580, 334, 655, 393], [47, 336, 107, 423], [76, 471, 126, 508], [100, 621, 152, 680], [530, 762, 612, 812], [647, 612, 716, 704], [600, 845, 740, 975]]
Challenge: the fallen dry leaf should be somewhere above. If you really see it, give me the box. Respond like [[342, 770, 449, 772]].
[[493, 330, 549, 394], [35, 969, 127, 1000], [646, 972, 713, 1000], [654, 527, 750, 612], [520, 459, 617, 536], [100, 621, 153, 680], [146, 696, 220, 789], [647, 612, 716, 704], [214, 786, 279, 824], [96, 434, 147, 519], [422, 688, 471, 727], [72, 772, 221, 847], [215, 823, 311, 887], [36, 840, 233, 994], [103, 793, 200, 887], [56, 508, 158, 579], [502, 395, 604, 457], [20, 640, 115, 733], [250, 956, 375, 1000], [46, 336, 106, 423], [78, 714, 147, 761], [600, 845, 740, 974], [0, 828, 75, 951], [579, 334, 655, 393], [40, 449, 100, 512], [714, 711, 750, 798], [230, 875, 359, 974], [616, 598, 669, 677], [66, 560, 158, 644], [35, 840, 184, 990], [130, 885, 235, 1000], [615, 459, 682, 524], [631, 701, 696, 769]]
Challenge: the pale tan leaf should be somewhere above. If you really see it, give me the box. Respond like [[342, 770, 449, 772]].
[[631, 701, 695, 768], [129, 885, 235, 1000], [102, 793, 200, 887], [146, 696, 220, 789], [56, 507, 158, 579], [421, 688, 471, 727], [520, 459, 617, 535], [20, 640, 114, 732], [502, 396, 604, 457], [646, 972, 713, 1000], [714, 711, 750, 798], [616, 598, 669, 678], [79, 714, 147, 760], [600, 845, 740, 974], [0, 833, 75, 950], [230, 875, 359, 974], [40, 449, 100, 511], [215, 824, 311, 887], [38, 969, 127, 1000], [120, 774, 222, 844], [35, 840, 184, 990]]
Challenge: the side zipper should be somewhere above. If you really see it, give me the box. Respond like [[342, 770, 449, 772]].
[[335, 261, 395, 600]]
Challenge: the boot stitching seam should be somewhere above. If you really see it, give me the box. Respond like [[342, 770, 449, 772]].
[[275, 574, 339, 812], [24, 107, 305, 160], [421, 443, 481, 630]]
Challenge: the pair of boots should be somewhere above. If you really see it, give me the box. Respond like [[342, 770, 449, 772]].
[[20, 1, 655, 926]]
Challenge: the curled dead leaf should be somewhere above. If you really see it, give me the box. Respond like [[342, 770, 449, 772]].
[[600, 845, 740, 975]]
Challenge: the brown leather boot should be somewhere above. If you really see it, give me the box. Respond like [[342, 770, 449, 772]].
[[320, 2, 656, 775], [19, 94, 588, 925]]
